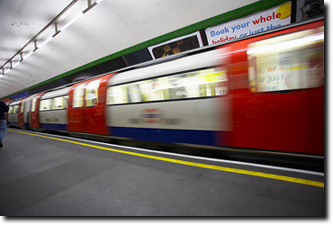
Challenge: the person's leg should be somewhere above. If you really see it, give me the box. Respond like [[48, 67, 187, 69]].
[[0, 120, 7, 147]]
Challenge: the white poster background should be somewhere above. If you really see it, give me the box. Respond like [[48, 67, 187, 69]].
[[205, 2, 291, 45], [148, 31, 203, 59]]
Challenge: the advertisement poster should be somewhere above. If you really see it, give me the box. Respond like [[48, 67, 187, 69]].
[[148, 31, 203, 59], [205, 2, 292, 45]]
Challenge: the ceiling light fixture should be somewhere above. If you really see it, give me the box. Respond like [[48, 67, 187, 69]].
[[12, 61, 20, 69], [60, 12, 83, 32], [39, 36, 53, 48], [53, 22, 61, 38], [0, 0, 103, 77], [24, 51, 34, 60]]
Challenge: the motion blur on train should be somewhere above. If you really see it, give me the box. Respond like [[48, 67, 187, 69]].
[[5, 18, 324, 160]]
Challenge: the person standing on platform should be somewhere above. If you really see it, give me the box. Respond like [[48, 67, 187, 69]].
[[0, 100, 9, 148]]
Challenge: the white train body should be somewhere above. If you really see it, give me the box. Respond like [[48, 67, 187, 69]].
[[106, 49, 231, 146]]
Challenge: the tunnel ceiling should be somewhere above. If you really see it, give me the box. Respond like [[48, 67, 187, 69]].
[[0, 0, 257, 99]]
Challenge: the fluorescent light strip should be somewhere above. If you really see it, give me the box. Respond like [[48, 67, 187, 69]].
[[12, 61, 20, 68], [39, 36, 53, 48], [24, 51, 34, 60], [4, 69, 11, 75], [2, 61, 21, 75], [61, 12, 83, 31]]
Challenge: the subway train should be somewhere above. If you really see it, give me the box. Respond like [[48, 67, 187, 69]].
[[5, 18, 324, 162]]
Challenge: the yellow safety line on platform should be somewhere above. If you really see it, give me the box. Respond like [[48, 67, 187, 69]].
[[9, 129, 324, 188]]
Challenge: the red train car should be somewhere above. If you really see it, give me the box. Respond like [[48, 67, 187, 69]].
[[220, 19, 324, 155]]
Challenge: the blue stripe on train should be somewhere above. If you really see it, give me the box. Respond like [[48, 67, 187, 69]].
[[110, 126, 218, 146], [40, 123, 67, 131]]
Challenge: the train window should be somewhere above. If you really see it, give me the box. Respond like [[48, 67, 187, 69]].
[[39, 97, 66, 111], [248, 27, 324, 93], [201, 68, 228, 97], [167, 73, 188, 100], [64, 96, 69, 108], [166, 68, 228, 100], [52, 97, 66, 109], [137, 80, 153, 102], [50, 99, 56, 110], [127, 83, 142, 103], [107, 85, 128, 104], [13, 105, 19, 113], [142, 77, 169, 101], [73, 83, 86, 108], [85, 79, 101, 107], [156, 77, 170, 100], [8, 106, 14, 114], [106, 67, 228, 105], [40, 99, 51, 111], [31, 98, 37, 112]]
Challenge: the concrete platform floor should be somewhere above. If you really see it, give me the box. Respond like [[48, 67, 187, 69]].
[[0, 128, 325, 216]]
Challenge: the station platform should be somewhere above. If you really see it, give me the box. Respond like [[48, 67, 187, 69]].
[[0, 128, 325, 216]]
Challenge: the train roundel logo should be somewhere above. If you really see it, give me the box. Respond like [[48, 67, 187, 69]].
[[140, 108, 164, 124]]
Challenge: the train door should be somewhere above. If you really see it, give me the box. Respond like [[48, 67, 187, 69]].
[[18, 97, 28, 127], [83, 75, 110, 135], [68, 82, 87, 132], [30, 92, 45, 129], [23, 95, 35, 128], [68, 74, 112, 134], [7, 101, 19, 127]]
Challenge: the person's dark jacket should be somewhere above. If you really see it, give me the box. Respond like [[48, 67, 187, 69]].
[[0, 100, 9, 120]]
